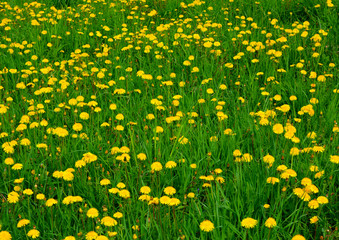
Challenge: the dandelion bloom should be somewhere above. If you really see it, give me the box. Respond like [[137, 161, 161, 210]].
[[8, 191, 20, 203], [46, 198, 58, 207], [139, 195, 151, 202], [109, 188, 119, 194], [64, 237, 76, 240], [317, 196, 329, 204], [23, 189, 34, 195], [4, 158, 14, 165], [151, 162, 163, 172], [276, 165, 288, 172], [266, 177, 280, 185], [118, 189, 131, 199], [264, 218, 277, 228], [87, 208, 99, 218], [168, 198, 181, 206], [242, 153, 253, 162], [199, 220, 214, 232], [116, 182, 126, 189], [86, 231, 98, 240], [301, 178, 312, 186], [310, 216, 318, 224], [62, 171, 74, 181], [113, 212, 123, 219], [272, 124, 284, 134], [165, 161, 177, 169], [140, 186, 151, 194], [308, 200, 319, 209], [101, 216, 117, 227], [0, 231, 12, 240], [137, 153, 147, 161], [263, 154, 275, 164], [164, 187, 176, 196], [291, 235, 306, 240], [187, 192, 195, 198], [97, 236, 109, 240], [241, 218, 258, 229], [330, 155, 339, 164], [27, 229, 40, 239], [100, 179, 111, 186], [17, 219, 30, 228], [160, 196, 171, 205], [36, 193, 45, 200], [12, 163, 23, 170]]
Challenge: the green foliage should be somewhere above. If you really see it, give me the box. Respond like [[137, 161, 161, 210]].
[[0, 0, 338, 239]]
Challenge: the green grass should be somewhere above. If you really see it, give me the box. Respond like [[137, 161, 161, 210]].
[[0, 0, 338, 239]]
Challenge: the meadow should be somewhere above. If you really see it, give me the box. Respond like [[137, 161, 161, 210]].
[[0, 0, 338, 239]]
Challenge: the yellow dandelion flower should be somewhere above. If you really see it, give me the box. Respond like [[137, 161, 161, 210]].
[[264, 218, 277, 228], [241, 218, 258, 228], [199, 220, 214, 232]]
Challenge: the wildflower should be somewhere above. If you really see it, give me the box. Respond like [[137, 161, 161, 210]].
[[314, 170, 324, 179], [301, 178, 312, 186], [27, 229, 40, 239], [118, 189, 131, 199], [242, 153, 253, 162], [330, 155, 339, 164], [168, 198, 181, 206], [72, 123, 83, 131], [140, 186, 151, 194], [199, 220, 214, 232], [187, 193, 195, 198], [308, 200, 319, 209], [264, 218, 277, 228], [272, 124, 284, 134], [54, 127, 69, 137], [310, 216, 318, 224], [97, 236, 109, 240], [164, 187, 176, 196], [117, 182, 126, 189], [46, 198, 58, 207], [233, 149, 242, 157], [266, 177, 280, 185], [292, 235, 306, 240], [80, 112, 89, 120], [317, 196, 329, 204], [160, 196, 171, 205], [86, 231, 98, 240], [151, 162, 163, 172], [190, 164, 197, 169], [263, 154, 275, 165], [23, 189, 33, 196], [75, 160, 86, 168], [165, 161, 177, 169], [82, 152, 97, 163], [241, 218, 258, 228], [62, 171, 74, 181], [4, 158, 14, 165], [101, 216, 117, 226], [109, 188, 119, 194], [87, 208, 99, 218], [100, 179, 111, 186], [309, 165, 319, 172], [290, 147, 300, 156], [0, 231, 12, 240], [64, 237, 76, 240], [12, 163, 23, 170], [17, 219, 30, 228]]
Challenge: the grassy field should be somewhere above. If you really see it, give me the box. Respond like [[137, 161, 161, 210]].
[[0, 0, 338, 239]]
